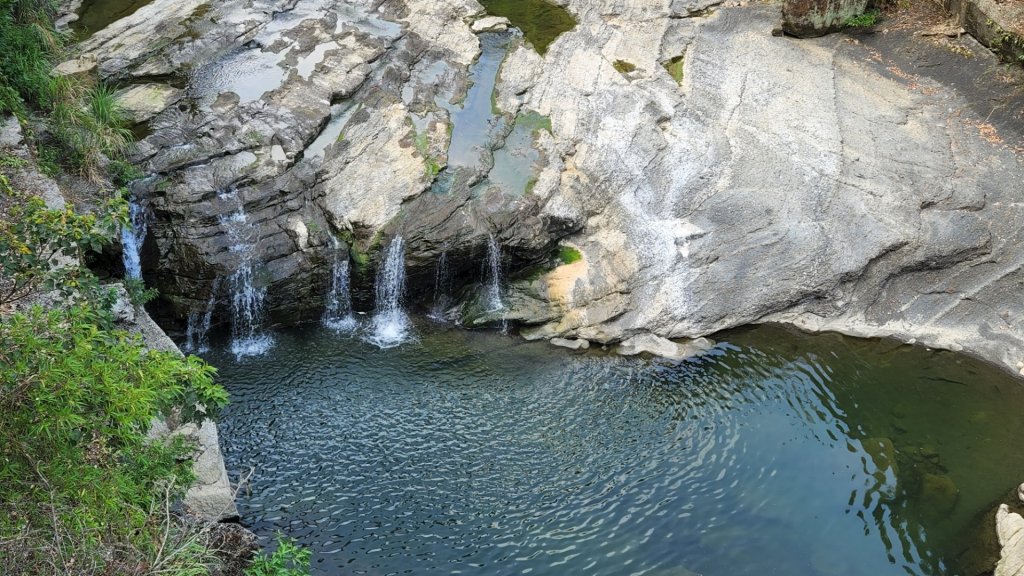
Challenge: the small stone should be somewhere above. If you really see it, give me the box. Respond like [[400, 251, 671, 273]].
[[1018, 482, 1024, 505], [471, 16, 510, 33], [551, 337, 590, 350], [53, 55, 97, 76], [271, 144, 288, 162], [211, 92, 240, 114], [0, 115, 23, 147]]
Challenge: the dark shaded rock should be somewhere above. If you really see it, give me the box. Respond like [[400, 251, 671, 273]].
[[781, 0, 867, 37]]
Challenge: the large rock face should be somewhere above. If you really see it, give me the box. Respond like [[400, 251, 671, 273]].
[[492, 1, 1024, 376], [75, 0, 1024, 376]]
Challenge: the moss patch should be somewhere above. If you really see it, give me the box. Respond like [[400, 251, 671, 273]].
[[558, 246, 582, 264], [613, 59, 637, 74], [663, 54, 685, 84]]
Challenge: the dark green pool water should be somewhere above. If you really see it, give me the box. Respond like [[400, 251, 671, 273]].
[[71, 0, 154, 40], [478, 0, 576, 54], [211, 323, 1024, 575]]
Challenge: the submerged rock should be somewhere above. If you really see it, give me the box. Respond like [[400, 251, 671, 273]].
[[617, 334, 714, 360], [920, 473, 960, 519], [551, 336, 590, 350]]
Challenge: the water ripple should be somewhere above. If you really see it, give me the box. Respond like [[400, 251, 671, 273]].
[[210, 324, 1024, 576]]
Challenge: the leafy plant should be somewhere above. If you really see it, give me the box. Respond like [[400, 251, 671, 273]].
[[109, 157, 144, 186], [245, 535, 312, 576], [124, 276, 158, 305], [0, 180, 126, 310], [843, 9, 881, 27], [0, 187, 227, 575]]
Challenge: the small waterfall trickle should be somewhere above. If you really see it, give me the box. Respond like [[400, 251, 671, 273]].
[[365, 236, 410, 348], [323, 238, 357, 333], [121, 198, 147, 280], [483, 235, 503, 312], [429, 249, 451, 321], [219, 188, 272, 358], [184, 284, 218, 354], [229, 263, 271, 357]]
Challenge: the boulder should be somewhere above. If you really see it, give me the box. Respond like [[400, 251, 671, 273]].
[[114, 84, 182, 124], [919, 473, 959, 518], [781, 0, 868, 38], [996, 504, 1024, 576]]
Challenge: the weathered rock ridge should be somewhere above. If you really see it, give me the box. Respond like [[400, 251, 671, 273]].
[[492, 0, 1024, 377], [74, 0, 1024, 376]]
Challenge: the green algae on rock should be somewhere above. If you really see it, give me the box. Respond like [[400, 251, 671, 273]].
[[478, 0, 576, 54]]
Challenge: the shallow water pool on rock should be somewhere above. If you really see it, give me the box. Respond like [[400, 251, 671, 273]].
[[478, 0, 577, 54], [210, 323, 1024, 575]]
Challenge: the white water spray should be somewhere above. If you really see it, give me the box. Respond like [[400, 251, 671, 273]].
[[429, 249, 451, 321], [184, 284, 218, 354], [365, 236, 410, 348], [483, 235, 503, 313], [218, 188, 272, 358], [121, 198, 147, 280], [323, 237, 357, 332]]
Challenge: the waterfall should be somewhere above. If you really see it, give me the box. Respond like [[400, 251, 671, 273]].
[[229, 263, 271, 357], [428, 249, 451, 321], [483, 235, 503, 312], [323, 238, 357, 332], [183, 285, 218, 354], [121, 198, 147, 280], [218, 188, 272, 358], [365, 236, 410, 348]]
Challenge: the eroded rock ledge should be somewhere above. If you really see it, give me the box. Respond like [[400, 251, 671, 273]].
[[72, 0, 1024, 379]]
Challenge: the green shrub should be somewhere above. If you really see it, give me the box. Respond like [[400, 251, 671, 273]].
[[0, 179, 126, 310], [843, 9, 880, 27], [125, 276, 158, 305], [0, 187, 228, 575], [245, 536, 312, 576]]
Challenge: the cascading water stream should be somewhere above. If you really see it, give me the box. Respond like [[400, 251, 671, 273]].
[[184, 283, 219, 354], [428, 249, 451, 321], [121, 198, 147, 280], [218, 188, 272, 358], [365, 236, 410, 348], [323, 237, 357, 332], [483, 235, 503, 313]]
